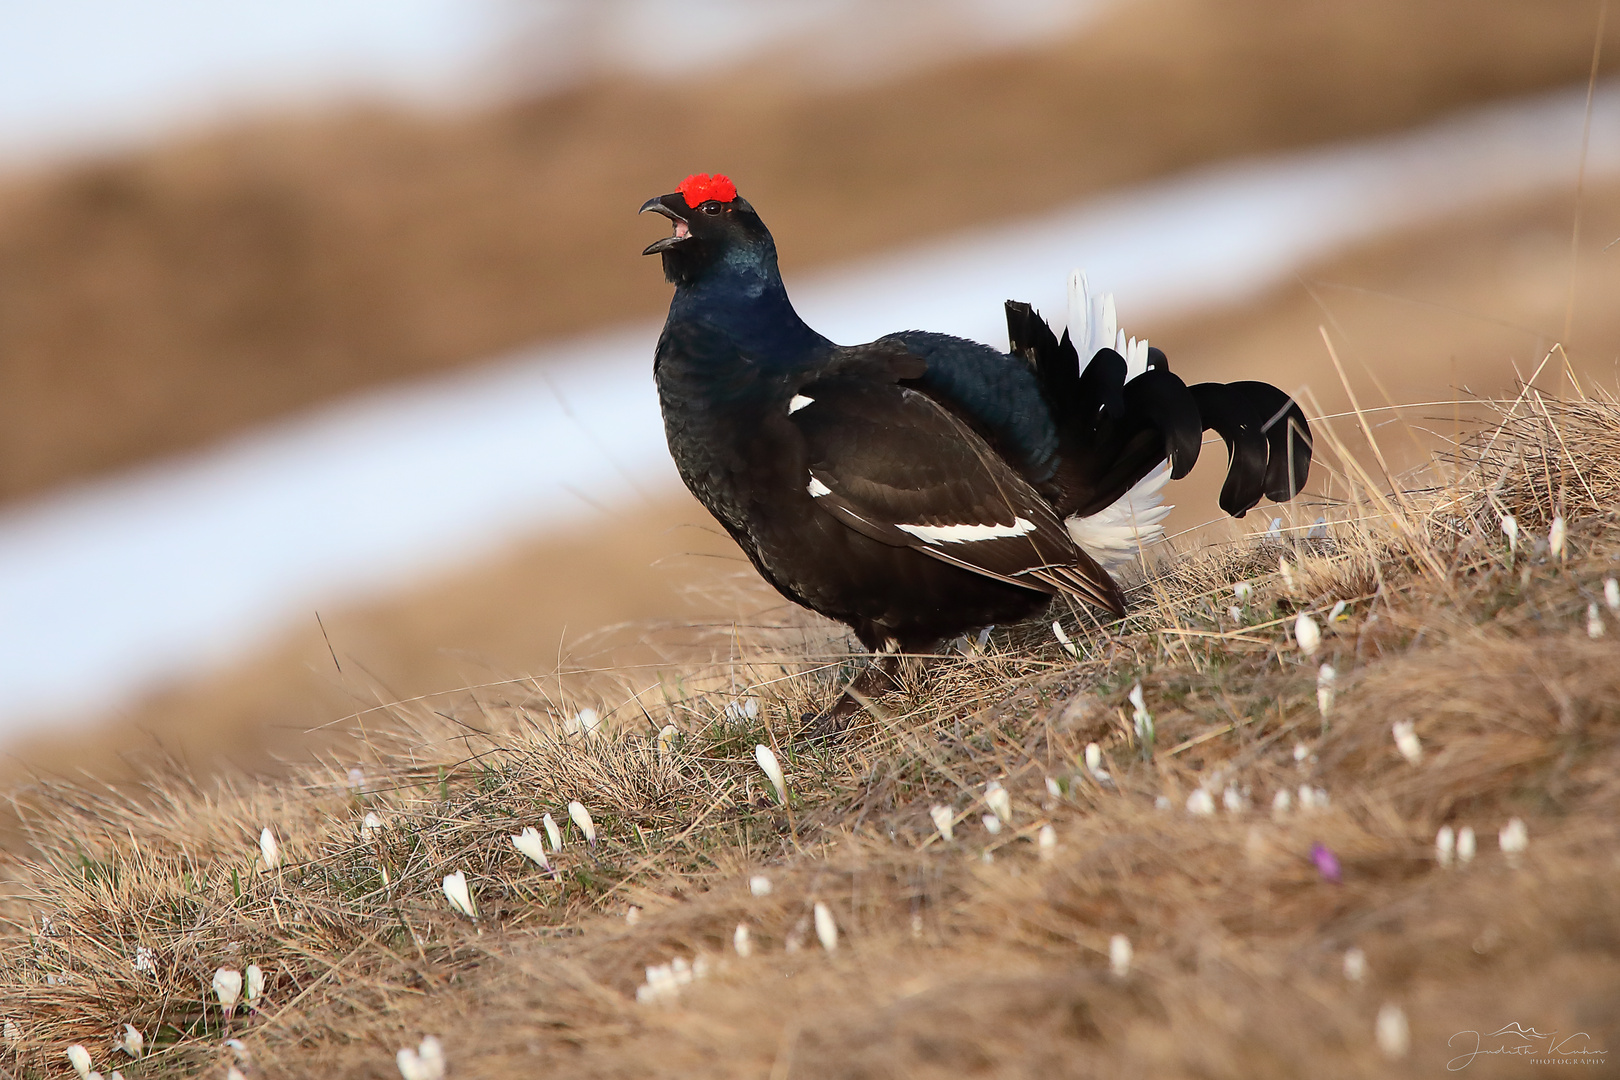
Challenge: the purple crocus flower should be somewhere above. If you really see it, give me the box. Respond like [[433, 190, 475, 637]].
[[1311, 842, 1342, 882]]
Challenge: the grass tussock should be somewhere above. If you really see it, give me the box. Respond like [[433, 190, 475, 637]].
[[3, 382, 1620, 1078]]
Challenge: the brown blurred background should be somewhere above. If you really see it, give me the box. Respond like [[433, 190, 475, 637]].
[[2, 0, 1617, 782]]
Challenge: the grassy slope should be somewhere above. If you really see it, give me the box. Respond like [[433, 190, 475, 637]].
[[2, 387, 1617, 1078], [0, 0, 1614, 502]]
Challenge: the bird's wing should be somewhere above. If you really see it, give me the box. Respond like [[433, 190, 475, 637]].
[[788, 373, 1125, 617]]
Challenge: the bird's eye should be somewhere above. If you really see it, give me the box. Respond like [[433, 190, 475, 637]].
[[699, 201, 723, 215]]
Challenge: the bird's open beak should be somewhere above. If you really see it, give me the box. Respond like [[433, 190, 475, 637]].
[[640, 194, 690, 255]]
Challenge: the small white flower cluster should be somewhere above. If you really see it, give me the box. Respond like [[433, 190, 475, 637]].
[[983, 781, 1012, 836], [396, 1035, 446, 1080], [1273, 785, 1331, 817], [1436, 820, 1523, 867], [635, 953, 713, 1005], [212, 964, 267, 1018], [508, 798, 600, 873], [725, 696, 761, 722]]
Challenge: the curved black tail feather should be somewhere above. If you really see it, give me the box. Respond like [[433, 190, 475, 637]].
[[1189, 380, 1313, 517]]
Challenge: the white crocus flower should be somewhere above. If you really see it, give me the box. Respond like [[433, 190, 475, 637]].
[[1343, 947, 1367, 982], [511, 827, 550, 870], [1500, 514, 1519, 561], [749, 874, 772, 897], [1392, 721, 1422, 765], [1605, 577, 1620, 612], [1588, 604, 1606, 639], [1294, 612, 1321, 658], [245, 964, 264, 1010], [1329, 599, 1348, 622], [1271, 788, 1291, 817], [1037, 825, 1057, 862], [1128, 683, 1153, 747], [984, 781, 1012, 824], [753, 744, 788, 806], [225, 1070, 243, 1080], [565, 707, 601, 737], [1185, 789, 1216, 816], [625, 906, 641, 926], [362, 811, 385, 833], [68, 1044, 93, 1079], [1222, 786, 1248, 814], [1052, 621, 1079, 658], [1376, 1003, 1410, 1059], [259, 827, 280, 870], [1316, 664, 1336, 717], [733, 923, 753, 958], [1499, 818, 1528, 866], [1228, 604, 1244, 623], [442, 871, 477, 920], [1108, 934, 1133, 977], [1044, 776, 1062, 800], [1549, 515, 1567, 560], [1436, 825, 1455, 867], [568, 800, 597, 845], [396, 1035, 446, 1080], [1084, 742, 1111, 784], [929, 805, 955, 842], [213, 968, 243, 1017], [543, 813, 562, 852], [1233, 582, 1253, 604], [656, 724, 679, 757], [1278, 556, 1296, 592], [813, 902, 838, 953], [981, 813, 1003, 835], [120, 1025, 142, 1058], [1457, 826, 1477, 864]]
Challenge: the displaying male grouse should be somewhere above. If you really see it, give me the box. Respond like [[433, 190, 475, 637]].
[[642, 173, 1310, 718]]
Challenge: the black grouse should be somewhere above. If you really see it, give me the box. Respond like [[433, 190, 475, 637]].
[[642, 173, 1310, 720]]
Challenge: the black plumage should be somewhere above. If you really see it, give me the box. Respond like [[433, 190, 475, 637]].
[[641, 174, 1311, 717]]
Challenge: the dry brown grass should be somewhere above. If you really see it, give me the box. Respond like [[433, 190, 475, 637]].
[[2, 380, 1617, 1078]]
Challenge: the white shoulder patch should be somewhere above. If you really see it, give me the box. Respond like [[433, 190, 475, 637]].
[[787, 394, 814, 414], [895, 517, 1037, 545], [806, 476, 832, 497], [1065, 463, 1172, 570]]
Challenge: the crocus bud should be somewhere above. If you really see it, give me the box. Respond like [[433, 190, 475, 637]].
[[442, 871, 476, 920], [543, 813, 562, 852], [984, 781, 1011, 824], [259, 827, 280, 870], [733, 923, 752, 958], [511, 827, 550, 870], [1548, 516, 1567, 560], [213, 967, 243, 1017], [929, 805, 954, 842], [120, 1025, 142, 1057], [1499, 817, 1528, 866], [1457, 826, 1477, 864], [1185, 789, 1215, 816], [1436, 825, 1455, 867], [1605, 577, 1619, 612], [1037, 825, 1057, 862], [656, 724, 679, 757], [1588, 604, 1605, 640], [753, 745, 788, 806], [1109, 934, 1133, 977], [1294, 613, 1321, 658], [1052, 621, 1079, 657], [362, 812, 385, 833], [67, 1045, 92, 1079], [1316, 664, 1336, 718], [749, 874, 772, 897], [1500, 514, 1518, 550], [1376, 1003, 1410, 1059], [813, 902, 838, 953], [1343, 947, 1367, 982], [1392, 721, 1422, 765], [568, 800, 597, 845], [245, 964, 264, 1009]]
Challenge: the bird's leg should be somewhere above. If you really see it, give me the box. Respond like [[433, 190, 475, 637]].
[[805, 638, 903, 741]]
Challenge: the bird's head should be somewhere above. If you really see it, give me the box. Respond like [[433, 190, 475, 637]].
[[640, 173, 775, 287]]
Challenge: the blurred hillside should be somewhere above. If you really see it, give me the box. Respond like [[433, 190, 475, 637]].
[[11, 170, 1617, 786], [0, 0, 1615, 502]]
